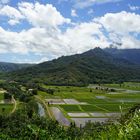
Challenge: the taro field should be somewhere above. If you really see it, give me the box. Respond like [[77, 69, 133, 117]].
[[37, 82, 140, 127]]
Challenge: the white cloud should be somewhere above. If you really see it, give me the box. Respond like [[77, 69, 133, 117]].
[[71, 9, 78, 17], [121, 36, 140, 49], [95, 11, 140, 35], [63, 22, 109, 54], [0, 0, 10, 8], [0, 2, 71, 27], [60, 0, 122, 9], [18, 2, 71, 28], [95, 11, 140, 49], [0, 5, 24, 25], [128, 4, 140, 11], [0, 1, 140, 63]]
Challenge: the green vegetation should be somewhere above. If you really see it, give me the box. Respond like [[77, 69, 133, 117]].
[[60, 105, 82, 112], [0, 102, 140, 139], [4, 48, 140, 86], [104, 82, 140, 90], [0, 93, 4, 100], [0, 62, 33, 72], [0, 79, 139, 139], [37, 83, 140, 118], [0, 104, 14, 115], [81, 105, 106, 112]]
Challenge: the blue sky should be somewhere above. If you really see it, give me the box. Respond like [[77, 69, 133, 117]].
[[0, 0, 140, 63]]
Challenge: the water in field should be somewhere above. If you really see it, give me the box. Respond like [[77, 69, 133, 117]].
[[51, 107, 70, 126], [37, 102, 45, 117], [95, 96, 106, 99]]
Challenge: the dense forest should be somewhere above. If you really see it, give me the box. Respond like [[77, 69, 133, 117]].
[[1, 48, 139, 86]]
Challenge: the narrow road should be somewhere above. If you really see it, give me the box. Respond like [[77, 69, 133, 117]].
[[11, 96, 17, 114]]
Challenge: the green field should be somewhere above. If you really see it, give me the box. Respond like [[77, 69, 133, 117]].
[[104, 82, 140, 90], [38, 83, 140, 119], [0, 104, 14, 115], [0, 93, 4, 100], [60, 105, 83, 112]]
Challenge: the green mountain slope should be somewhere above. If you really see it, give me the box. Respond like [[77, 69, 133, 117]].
[[104, 47, 140, 64], [7, 48, 140, 85], [0, 62, 34, 72]]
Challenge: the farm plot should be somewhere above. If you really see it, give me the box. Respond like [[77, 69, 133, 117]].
[[41, 84, 140, 127], [89, 112, 121, 117], [46, 98, 88, 105], [81, 105, 107, 112], [63, 99, 87, 104], [60, 105, 82, 112], [45, 99, 65, 104], [68, 113, 89, 117], [51, 107, 70, 126]]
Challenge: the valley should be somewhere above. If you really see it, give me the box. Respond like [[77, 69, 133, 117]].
[[0, 48, 140, 139], [36, 83, 140, 127], [1, 81, 139, 127]]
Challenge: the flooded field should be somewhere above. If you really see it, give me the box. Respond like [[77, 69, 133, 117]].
[[51, 107, 70, 126], [37, 102, 45, 117], [38, 83, 140, 127]]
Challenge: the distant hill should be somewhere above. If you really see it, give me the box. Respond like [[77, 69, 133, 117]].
[[104, 48, 140, 64], [7, 48, 140, 85], [0, 62, 34, 72]]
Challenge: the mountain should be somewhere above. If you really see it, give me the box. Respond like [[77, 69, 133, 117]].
[[7, 48, 140, 85], [104, 47, 140, 64], [0, 62, 34, 72]]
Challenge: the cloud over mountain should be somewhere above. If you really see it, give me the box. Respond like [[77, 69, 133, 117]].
[[0, 1, 140, 63]]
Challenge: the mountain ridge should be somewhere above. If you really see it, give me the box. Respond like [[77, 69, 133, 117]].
[[5, 47, 140, 85], [0, 62, 34, 72], [104, 47, 140, 64]]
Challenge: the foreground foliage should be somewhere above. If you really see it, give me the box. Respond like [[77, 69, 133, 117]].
[[0, 103, 140, 140]]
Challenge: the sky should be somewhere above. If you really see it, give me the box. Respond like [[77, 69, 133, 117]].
[[0, 0, 140, 63]]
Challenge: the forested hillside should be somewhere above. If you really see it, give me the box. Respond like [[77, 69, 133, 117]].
[[6, 48, 140, 85], [0, 62, 33, 72]]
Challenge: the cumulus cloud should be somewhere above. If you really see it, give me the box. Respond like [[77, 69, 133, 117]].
[[0, 5, 24, 25], [95, 11, 140, 35], [18, 2, 71, 28], [0, 2, 71, 27], [71, 9, 78, 17], [0, 2, 140, 63], [128, 4, 140, 11], [0, 0, 10, 8], [95, 11, 140, 49]]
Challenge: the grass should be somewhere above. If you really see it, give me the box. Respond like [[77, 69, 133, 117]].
[[39, 83, 140, 119], [0, 104, 14, 115], [39, 84, 106, 99], [96, 104, 133, 112], [81, 105, 106, 112], [0, 93, 4, 100], [103, 82, 140, 91], [59, 105, 83, 112]]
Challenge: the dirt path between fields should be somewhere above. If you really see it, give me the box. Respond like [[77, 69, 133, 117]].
[[11, 96, 17, 114]]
